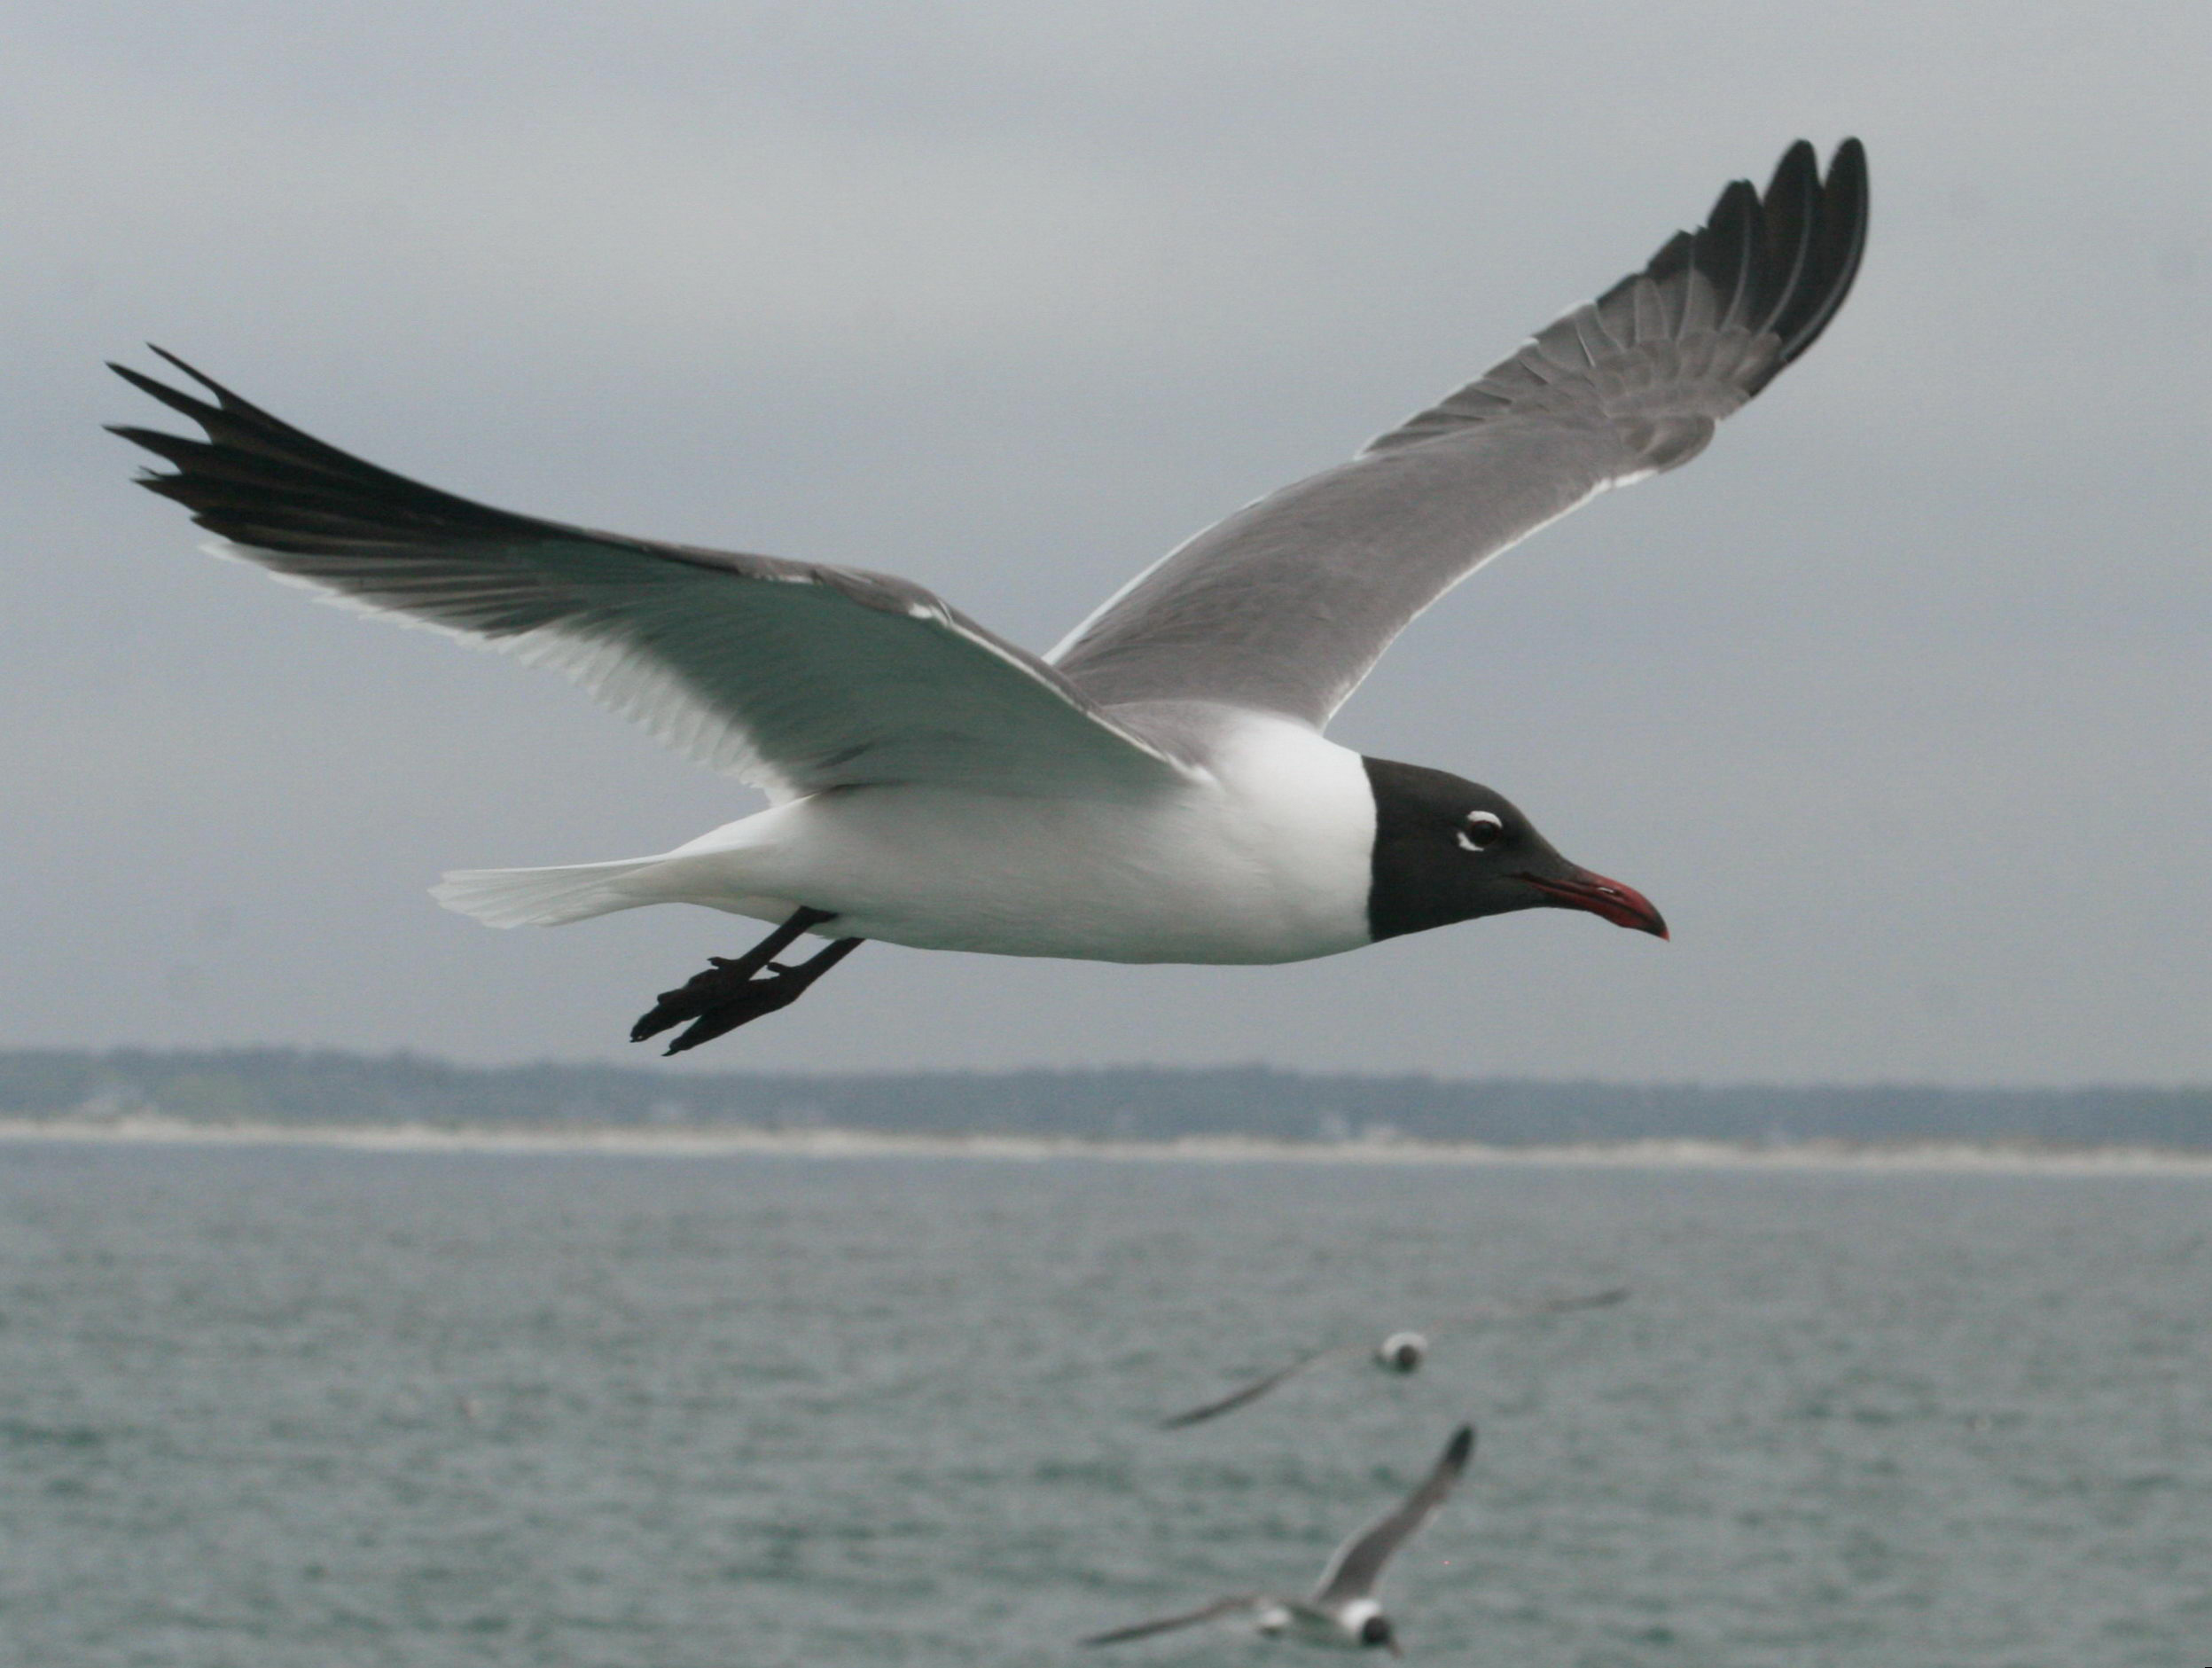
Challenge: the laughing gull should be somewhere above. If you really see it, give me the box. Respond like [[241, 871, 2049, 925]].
[[1083, 1422, 1475, 1655], [1159, 1287, 1627, 1429], [112, 139, 1865, 1053]]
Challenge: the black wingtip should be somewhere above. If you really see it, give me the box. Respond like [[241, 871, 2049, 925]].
[[1799, 141, 1867, 317], [1444, 1423, 1476, 1467], [108, 346, 211, 402], [106, 357, 216, 422], [1691, 177, 1763, 326], [1766, 138, 1818, 195], [149, 347, 279, 425], [145, 343, 223, 395], [1736, 137, 1869, 391], [122, 346, 307, 435], [1661, 139, 1863, 371], [1154, 1396, 1223, 1431], [106, 348, 558, 552]]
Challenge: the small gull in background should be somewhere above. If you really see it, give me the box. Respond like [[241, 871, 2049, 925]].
[[1159, 1288, 1628, 1429], [1083, 1423, 1477, 1655]]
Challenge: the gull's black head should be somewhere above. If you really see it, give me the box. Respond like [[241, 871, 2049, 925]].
[[1359, 1614, 1397, 1651], [1362, 757, 1666, 944]]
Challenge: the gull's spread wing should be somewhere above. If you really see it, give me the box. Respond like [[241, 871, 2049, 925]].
[[1156, 1343, 1352, 1429], [1080, 1595, 1262, 1647], [111, 352, 1190, 803], [1439, 1285, 1631, 1331], [1052, 139, 1867, 728], [1310, 1423, 1475, 1609]]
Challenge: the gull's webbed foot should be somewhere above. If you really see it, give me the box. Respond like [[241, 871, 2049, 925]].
[[629, 908, 861, 1054], [630, 958, 814, 1053]]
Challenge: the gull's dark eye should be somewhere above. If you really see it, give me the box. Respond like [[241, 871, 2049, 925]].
[[1458, 811, 1505, 852]]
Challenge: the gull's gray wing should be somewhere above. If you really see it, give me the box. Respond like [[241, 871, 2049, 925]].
[[1310, 1423, 1476, 1609], [1053, 139, 1867, 728], [110, 352, 1191, 804], [1157, 1343, 1355, 1429], [1080, 1595, 1262, 1647], [1437, 1285, 1631, 1331]]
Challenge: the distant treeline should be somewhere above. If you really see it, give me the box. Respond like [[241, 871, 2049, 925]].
[[0, 1049, 2207, 1150]]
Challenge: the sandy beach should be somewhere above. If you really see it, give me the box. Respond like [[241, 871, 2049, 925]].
[[4, 1116, 2210, 1177]]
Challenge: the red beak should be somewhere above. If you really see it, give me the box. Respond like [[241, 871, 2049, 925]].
[[1516, 867, 1669, 939]]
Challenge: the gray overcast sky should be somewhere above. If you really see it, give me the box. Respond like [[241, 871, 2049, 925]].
[[3, 2, 2205, 1083]]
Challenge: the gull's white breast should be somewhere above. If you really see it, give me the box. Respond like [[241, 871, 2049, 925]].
[[639, 713, 1377, 964]]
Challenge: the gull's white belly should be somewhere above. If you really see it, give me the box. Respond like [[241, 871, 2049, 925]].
[[637, 718, 1377, 964]]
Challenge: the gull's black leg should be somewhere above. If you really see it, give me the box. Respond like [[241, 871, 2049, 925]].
[[629, 908, 864, 1054]]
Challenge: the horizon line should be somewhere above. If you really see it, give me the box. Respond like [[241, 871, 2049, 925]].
[[2, 1044, 2206, 1097]]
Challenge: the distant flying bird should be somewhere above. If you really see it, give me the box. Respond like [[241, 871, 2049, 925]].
[[112, 139, 1865, 1053], [1083, 1422, 1476, 1655], [1159, 1287, 1628, 1429]]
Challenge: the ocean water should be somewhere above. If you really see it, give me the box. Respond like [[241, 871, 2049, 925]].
[[1, 1143, 2207, 1667]]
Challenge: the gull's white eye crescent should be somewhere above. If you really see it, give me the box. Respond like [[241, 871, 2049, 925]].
[[1457, 811, 1505, 852]]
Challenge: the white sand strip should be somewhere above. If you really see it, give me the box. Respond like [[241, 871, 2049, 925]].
[[3, 1116, 2211, 1177]]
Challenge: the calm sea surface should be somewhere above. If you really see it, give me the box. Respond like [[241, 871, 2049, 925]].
[[1, 1141, 2207, 1667]]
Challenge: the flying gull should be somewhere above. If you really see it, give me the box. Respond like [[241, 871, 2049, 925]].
[[1083, 1422, 1476, 1654], [1159, 1286, 1628, 1429], [111, 139, 1866, 1053]]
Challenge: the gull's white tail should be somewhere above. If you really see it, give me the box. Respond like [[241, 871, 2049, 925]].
[[433, 857, 663, 928]]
